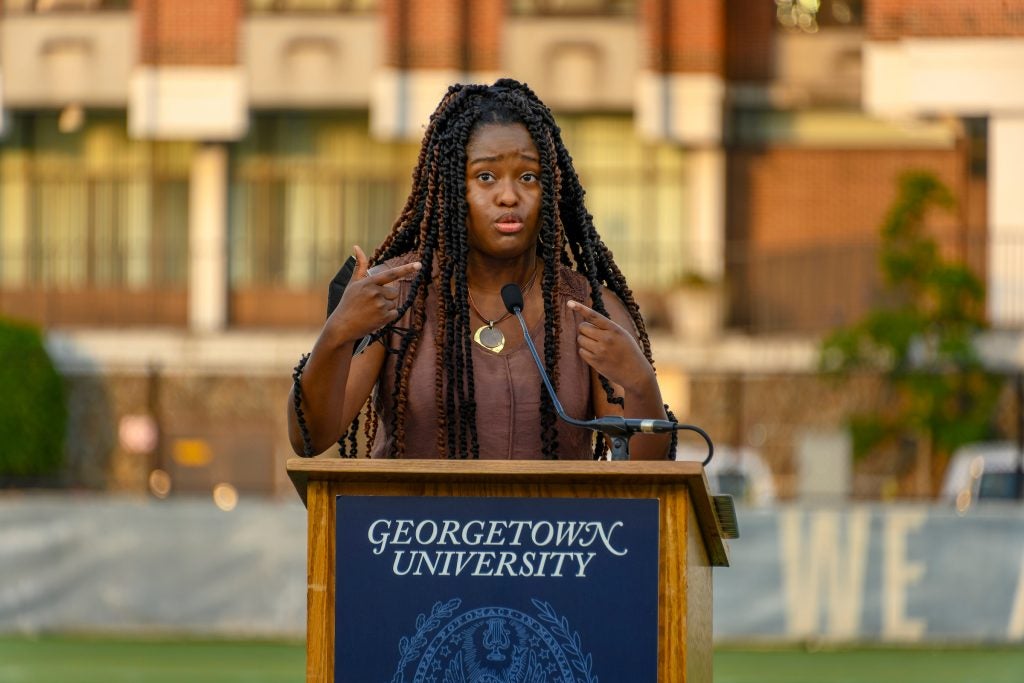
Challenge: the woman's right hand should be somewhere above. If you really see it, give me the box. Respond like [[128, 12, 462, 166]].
[[327, 245, 422, 344], [288, 246, 421, 456]]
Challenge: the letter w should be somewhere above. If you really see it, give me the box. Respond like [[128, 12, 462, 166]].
[[780, 507, 869, 640], [555, 521, 586, 546]]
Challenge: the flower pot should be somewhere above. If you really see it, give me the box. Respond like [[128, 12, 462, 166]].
[[666, 285, 724, 342]]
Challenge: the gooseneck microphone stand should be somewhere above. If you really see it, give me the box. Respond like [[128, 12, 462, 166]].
[[500, 283, 714, 464]]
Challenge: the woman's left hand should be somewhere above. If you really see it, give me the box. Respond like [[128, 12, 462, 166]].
[[568, 299, 651, 392]]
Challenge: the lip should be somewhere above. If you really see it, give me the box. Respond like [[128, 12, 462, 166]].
[[494, 213, 524, 234]]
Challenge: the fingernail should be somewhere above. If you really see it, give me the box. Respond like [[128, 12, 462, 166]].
[[413, 262, 422, 270]]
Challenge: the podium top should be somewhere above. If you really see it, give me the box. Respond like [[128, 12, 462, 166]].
[[286, 457, 729, 566]]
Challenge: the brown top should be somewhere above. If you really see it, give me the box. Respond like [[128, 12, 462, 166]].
[[369, 257, 595, 459]]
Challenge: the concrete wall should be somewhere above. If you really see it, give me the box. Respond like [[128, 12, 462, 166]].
[[3, 495, 1023, 644], [45, 328, 1023, 501]]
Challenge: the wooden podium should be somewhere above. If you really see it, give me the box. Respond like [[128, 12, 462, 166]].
[[287, 457, 730, 683]]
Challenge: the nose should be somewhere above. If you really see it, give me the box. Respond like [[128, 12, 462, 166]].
[[496, 178, 519, 206]]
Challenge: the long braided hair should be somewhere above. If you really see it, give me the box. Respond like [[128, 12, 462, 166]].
[[344, 78, 675, 459]]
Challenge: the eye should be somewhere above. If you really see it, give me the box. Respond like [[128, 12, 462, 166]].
[[476, 171, 495, 182], [521, 172, 538, 183]]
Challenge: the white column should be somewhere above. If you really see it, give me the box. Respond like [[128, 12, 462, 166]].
[[0, 151, 29, 286], [689, 147, 726, 280], [988, 115, 1024, 327], [635, 71, 724, 147], [370, 68, 465, 141], [188, 143, 229, 333]]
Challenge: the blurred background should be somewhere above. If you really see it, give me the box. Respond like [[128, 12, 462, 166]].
[[1, 0, 1023, 681]]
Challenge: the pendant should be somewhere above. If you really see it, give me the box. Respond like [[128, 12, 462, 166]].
[[473, 323, 505, 353]]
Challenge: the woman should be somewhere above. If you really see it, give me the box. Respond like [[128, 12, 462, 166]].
[[288, 79, 676, 460]]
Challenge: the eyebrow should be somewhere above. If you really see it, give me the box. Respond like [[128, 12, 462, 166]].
[[468, 152, 540, 165]]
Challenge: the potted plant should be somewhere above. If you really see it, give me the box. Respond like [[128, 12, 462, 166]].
[[665, 270, 725, 341]]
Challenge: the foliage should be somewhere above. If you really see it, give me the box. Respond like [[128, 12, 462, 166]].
[[673, 269, 719, 289], [819, 172, 1001, 463], [0, 317, 67, 477]]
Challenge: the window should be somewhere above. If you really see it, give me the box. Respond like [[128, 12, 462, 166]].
[[558, 115, 692, 288], [231, 113, 418, 289], [229, 114, 418, 326], [227, 113, 692, 326], [0, 112, 192, 326]]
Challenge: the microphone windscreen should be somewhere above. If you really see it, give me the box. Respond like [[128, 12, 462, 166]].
[[500, 283, 525, 314]]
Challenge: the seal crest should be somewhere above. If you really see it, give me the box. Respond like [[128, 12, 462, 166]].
[[391, 599, 597, 683]]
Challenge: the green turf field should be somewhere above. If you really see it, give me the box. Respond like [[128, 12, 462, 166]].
[[714, 645, 1024, 683], [0, 637, 306, 683], [3, 637, 1024, 683]]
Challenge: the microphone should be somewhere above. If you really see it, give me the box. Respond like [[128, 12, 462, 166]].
[[500, 283, 714, 463], [500, 283, 525, 315]]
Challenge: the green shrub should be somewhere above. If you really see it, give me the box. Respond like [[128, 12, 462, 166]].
[[0, 317, 67, 477]]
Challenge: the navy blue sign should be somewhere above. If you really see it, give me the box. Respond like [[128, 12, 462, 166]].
[[335, 495, 660, 682]]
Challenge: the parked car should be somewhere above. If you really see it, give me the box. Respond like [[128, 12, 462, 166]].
[[940, 441, 1023, 512], [680, 444, 776, 506]]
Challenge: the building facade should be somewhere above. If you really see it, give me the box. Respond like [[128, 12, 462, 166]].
[[0, 0, 1021, 497]]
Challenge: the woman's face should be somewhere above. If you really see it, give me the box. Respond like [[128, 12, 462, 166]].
[[464, 123, 542, 263]]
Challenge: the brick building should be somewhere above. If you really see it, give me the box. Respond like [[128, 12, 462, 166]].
[[0, 0, 1020, 498]]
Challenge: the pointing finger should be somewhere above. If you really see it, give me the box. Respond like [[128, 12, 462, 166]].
[[567, 300, 610, 328], [353, 245, 369, 279], [370, 260, 422, 285]]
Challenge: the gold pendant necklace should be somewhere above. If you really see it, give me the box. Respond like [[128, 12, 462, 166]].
[[473, 323, 506, 353], [467, 265, 540, 353]]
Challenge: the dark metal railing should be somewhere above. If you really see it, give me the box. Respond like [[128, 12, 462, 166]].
[[244, 0, 378, 13], [8, 228, 1022, 332], [5, 0, 131, 12], [507, 0, 636, 16]]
